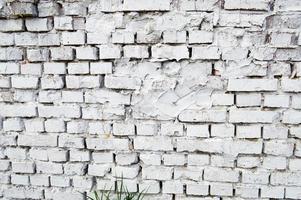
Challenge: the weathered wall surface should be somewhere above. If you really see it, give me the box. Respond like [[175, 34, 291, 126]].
[[0, 0, 301, 199]]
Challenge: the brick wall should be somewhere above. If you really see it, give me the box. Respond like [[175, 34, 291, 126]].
[[0, 0, 301, 199]]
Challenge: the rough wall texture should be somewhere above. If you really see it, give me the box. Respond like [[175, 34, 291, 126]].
[[0, 0, 301, 199]]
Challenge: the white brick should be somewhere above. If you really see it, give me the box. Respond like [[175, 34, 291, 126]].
[[87, 32, 109, 44], [3, 118, 23, 132], [58, 135, 85, 149], [88, 164, 110, 177], [163, 154, 186, 166], [163, 31, 186, 43], [152, 45, 189, 61], [211, 124, 235, 138], [54, 16, 73, 30], [163, 180, 183, 194], [113, 122, 135, 136], [283, 110, 301, 124], [192, 46, 220, 60], [236, 93, 262, 107], [41, 75, 64, 89], [189, 30, 213, 44], [134, 136, 173, 151], [12, 161, 35, 173], [92, 152, 114, 163], [11, 76, 39, 89], [264, 140, 294, 156], [0, 104, 36, 117], [204, 167, 239, 183], [51, 47, 74, 61], [0, 63, 19, 74], [62, 91, 83, 103], [262, 156, 287, 170], [263, 125, 288, 139], [228, 79, 278, 91], [186, 183, 209, 195], [26, 18, 52, 32], [0, 33, 15, 46], [123, 0, 171, 11], [112, 31, 134, 44], [99, 44, 121, 59], [261, 186, 285, 198], [68, 62, 89, 74], [161, 123, 183, 136], [90, 62, 112, 74], [229, 110, 278, 123], [105, 75, 141, 90], [210, 183, 233, 196], [21, 64, 42, 75], [281, 79, 301, 92], [44, 63, 66, 74], [179, 109, 226, 122], [187, 154, 209, 166], [236, 125, 261, 138], [264, 94, 289, 108], [76, 47, 98, 60], [45, 119, 65, 132], [38, 33, 60, 46], [142, 166, 173, 180], [38, 105, 81, 118], [66, 75, 101, 88], [136, 123, 158, 136], [18, 135, 57, 147], [224, 0, 270, 11], [86, 138, 129, 150], [116, 153, 138, 165], [140, 153, 161, 165], [186, 124, 209, 138], [124, 45, 149, 58]]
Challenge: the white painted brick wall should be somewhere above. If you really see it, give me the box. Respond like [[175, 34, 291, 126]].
[[0, 0, 300, 199]]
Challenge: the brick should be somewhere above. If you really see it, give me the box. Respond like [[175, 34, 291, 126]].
[[123, 0, 171, 11], [59, 135, 85, 149], [54, 16, 73, 30], [27, 48, 49, 62], [15, 32, 38, 46], [21, 63, 42, 75], [192, 46, 220, 60], [264, 94, 290, 108], [38, 2, 60, 17], [228, 79, 277, 91], [134, 136, 173, 151], [204, 167, 239, 183], [4, 187, 43, 199], [0, 19, 24, 32], [66, 75, 101, 88], [112, 31, 134, 44], [68, 62, 89, 74], [178, 109, 226, 122], [76, 47, 98, 60], [62, 91, 83, 103], [88, 164, 110, 177], [26, 18, 52, 32], [229, 110, 278, 123], [18, 135, 57, 147], [12, 161, 35, 173], [142, 166, 173, 180], [236, 94, 262, 107], [163, 31, 186, 43], [224, 0, 270, 11], [211, 124, 235, 138], [0, 63, 19, 74], [137, 31, 161, 44], [281, 79, 301, 92], [189, 30, 213, 44], [62, 31, 85, 45], [0, 33, 14, 46], [38, 105, 81, 118], [152, 45, 189, 61], [51, 47, 74, 61], [186, 124, 209, 138], [264, 140, 294, 156], [90, 62, 112, 74], [236, 125, 261, 138], [87, 32, 110, 44], [99, 44, 121, 59], [41, 76, 64, 89], [44, 63, 66, 74], [0, 104, 36, 117], [38, 33, 60, 46], [283, 110, 301, 124], [105, 75, 141, 90], [124, 45, 149, 58], [0, 47, 23, 61], [86, 138, 129, 150]]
